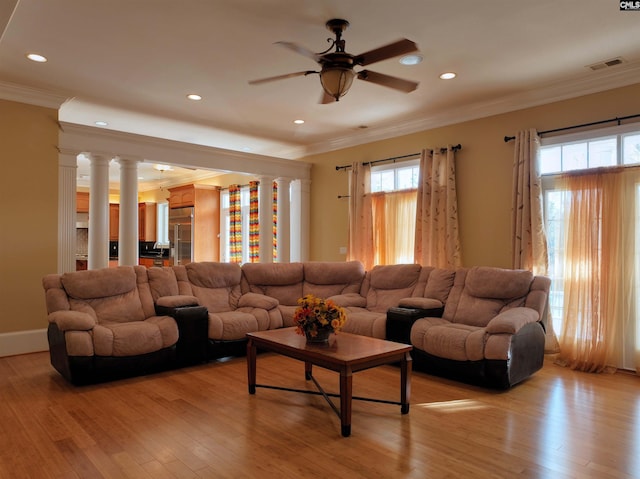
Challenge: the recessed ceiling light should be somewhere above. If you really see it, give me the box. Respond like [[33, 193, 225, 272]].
[[187, 94, 202, 101], [154, 164, 173, 172], [293, 119, 305, 125], [440, 72, 457, 80], [95, 121, 108, 127], [26, 53, 47, 63], [399, 54, 422, 65]]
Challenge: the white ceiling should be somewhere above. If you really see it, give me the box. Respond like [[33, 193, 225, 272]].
[[2, 0, 640, 170]]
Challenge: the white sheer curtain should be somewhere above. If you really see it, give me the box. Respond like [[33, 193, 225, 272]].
[[511, 129, 558, 353], [346, 162, 374, 270], [414, 147, 461, 268]]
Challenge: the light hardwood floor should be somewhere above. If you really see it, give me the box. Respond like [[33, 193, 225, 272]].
[[1, 351, 639, 479]]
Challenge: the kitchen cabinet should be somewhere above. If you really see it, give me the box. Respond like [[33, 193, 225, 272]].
[[109, 204, 119, 241], [77, 192, 89, 213], [169, 185, 196, 209], [138, 202, 157, 242], [139, 257, 169, 268]]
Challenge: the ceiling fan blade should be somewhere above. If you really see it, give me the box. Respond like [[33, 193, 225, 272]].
[[248, 71, 317, 85], [354, 38, 418, 66], [275, 41, 321, 61], [357, 70, 419, 93]]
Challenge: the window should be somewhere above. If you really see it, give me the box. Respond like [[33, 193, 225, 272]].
[[369, 159, 419, 264], [156, 202, 169, 247], [540, 123, 640, 370], [371, 159, 419, 193]]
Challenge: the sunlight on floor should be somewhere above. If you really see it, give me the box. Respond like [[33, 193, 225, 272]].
[[415, 399, 488, 412]]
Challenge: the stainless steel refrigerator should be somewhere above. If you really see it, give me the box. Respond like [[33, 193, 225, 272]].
[[169, 207, 194, 265]]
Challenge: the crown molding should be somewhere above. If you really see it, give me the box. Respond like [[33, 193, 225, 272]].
[[0, 80, 69, 109], [303, 62, 640, 156], [59, 122, 311, 180]]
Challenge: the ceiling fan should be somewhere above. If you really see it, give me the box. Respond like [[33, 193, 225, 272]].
[[249, 19, 420, 103]]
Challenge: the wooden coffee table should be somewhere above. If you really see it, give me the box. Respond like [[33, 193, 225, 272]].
[[246, 327, 412, 437]]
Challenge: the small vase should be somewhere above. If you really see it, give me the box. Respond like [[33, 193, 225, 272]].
[[305, 329, 331, 343]]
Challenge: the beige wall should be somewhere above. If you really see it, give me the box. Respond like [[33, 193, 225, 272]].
[[0, 99, 58, 334], [306, 82, 640, 266]]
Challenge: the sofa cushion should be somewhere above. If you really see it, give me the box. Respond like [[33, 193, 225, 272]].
[[411, 317, 486, 361], [362, 264, 422, 312], [147, 266, 180, 300], [186, 262, 243, 311], [303, 261, 365, 298], [466, 267, 533, 299], [341, 308, 387, 339], [61, 267, 137, 300], [92, 316, 178, 356], [208, 311, 261, 341], [242, 262, 304, 306], [422, 268, 456, 303]]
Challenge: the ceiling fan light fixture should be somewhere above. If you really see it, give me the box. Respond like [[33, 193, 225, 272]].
[[320, 66, 356, 101]]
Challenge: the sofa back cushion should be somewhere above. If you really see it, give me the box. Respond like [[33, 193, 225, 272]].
[[185, 262, 243, 312], [444, 267, 535, 327], [302, 261, 365, 298], [60, 266, 146, 323], [361, 264, 422, 312], [147, 266, 180, 300], [241, 262, 304, 306]]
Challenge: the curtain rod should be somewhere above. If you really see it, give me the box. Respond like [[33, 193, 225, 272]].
[[220, 183, 251, 191], [335, 144, 462, 171], [503, 113, 640, 142]]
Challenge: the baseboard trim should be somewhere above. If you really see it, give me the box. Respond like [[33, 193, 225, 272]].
[[0, 329, 49, 357]]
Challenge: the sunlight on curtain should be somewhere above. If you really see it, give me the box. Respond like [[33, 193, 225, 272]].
[[371, 189, 416, 265], [554, 167, 638, 372], [347, 162, 374, 269]]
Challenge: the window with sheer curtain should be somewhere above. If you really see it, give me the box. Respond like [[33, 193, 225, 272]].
[[540, 124, 640, 372], [370, 160, 419, 264]]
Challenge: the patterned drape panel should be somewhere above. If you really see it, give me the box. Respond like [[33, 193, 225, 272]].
[[346, 162, 374, 270], [272, 180, 278, 262], [229, 184, 242, 263], [249, 180, 260, 262], [414, 147, 462, 268], [511, 129, 549, 274], [511, 129, 557, 353]]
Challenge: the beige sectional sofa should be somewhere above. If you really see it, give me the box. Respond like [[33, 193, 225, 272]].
[[43, 261, 550, 388]]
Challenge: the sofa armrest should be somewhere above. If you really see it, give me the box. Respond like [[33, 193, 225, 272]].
[[328, 293, 367, 308], [239, 292, 279, 310], [155, 295, 200, 309], [48, 310, 95, 331], [398, 297, 443, 310], [485, 307, 539, 334]]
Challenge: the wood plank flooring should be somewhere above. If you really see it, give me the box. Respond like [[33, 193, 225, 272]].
[[1, 351, 639, 478]]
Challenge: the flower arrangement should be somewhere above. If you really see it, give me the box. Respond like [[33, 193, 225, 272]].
[[294, 294, 347, 338]]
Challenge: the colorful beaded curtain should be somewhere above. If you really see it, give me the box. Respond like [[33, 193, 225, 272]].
[[228, 184, 242, 263], [272, 180, 278, 262], [249, 181, 260, 262]]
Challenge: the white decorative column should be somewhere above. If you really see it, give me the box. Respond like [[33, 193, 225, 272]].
[[117, 157, 139, 266], [88, 154, 110, 270], [258, 176, 275, 262], [291, 178, 310, 262], [276, 177, 291, 263], [57, 150, 79, 273]]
